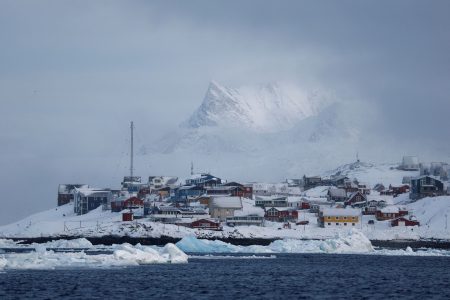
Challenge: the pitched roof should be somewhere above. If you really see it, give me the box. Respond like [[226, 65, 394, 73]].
[[328, 188, 347, 198], [380, 206, 400, 214]]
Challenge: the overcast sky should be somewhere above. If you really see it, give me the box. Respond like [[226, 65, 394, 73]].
[[1, 0, 449, 225]]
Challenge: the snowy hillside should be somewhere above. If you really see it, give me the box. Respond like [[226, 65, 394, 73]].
[[323, 161, 420, 187], [1, 196, 450, 241]]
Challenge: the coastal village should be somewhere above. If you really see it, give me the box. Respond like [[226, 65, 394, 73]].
[[56, 155, 450, 234]]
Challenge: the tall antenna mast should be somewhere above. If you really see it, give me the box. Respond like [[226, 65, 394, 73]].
[[130, 121, 134, 178]]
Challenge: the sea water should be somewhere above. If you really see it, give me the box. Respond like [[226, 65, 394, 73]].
[[1, 254, 450, 299]]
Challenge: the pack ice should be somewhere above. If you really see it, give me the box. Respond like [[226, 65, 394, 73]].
[[0, 242, 187, 270]]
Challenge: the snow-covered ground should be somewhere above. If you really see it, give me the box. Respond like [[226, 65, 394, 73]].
[[0, 161, 448, 242], [0, 195, 449, 241], [323, 161, 419, 187]]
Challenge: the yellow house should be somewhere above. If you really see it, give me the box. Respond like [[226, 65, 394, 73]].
[[319, 208, 360, 228]]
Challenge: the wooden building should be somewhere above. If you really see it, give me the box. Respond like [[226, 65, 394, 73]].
[[264, 207, 298, 222], [375, 206, 408, 221], [345, 191, 367, 207], [391, 217, 420, 227], [191, 218, 222, 230], [318, 208, 360, 228]]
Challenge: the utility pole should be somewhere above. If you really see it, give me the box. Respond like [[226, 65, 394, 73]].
[[191, 161, 194, 176], [445, 213, 448, 230], [130, 121, 134, 178]]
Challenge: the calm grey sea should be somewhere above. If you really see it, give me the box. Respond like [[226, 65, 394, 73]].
[[1, 253, 450, 299]]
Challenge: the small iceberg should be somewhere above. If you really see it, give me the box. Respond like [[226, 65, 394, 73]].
[[176, 229, 374, 254]]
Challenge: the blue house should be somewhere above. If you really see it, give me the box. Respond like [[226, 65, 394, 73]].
[[185, 173, 222, 188], [173, 185, 205, 202]]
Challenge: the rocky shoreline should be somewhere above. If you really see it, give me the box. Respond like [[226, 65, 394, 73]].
[[4, 235, 450, 250]]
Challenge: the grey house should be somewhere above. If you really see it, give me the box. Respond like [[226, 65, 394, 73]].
[[410, 175, 445, 200]]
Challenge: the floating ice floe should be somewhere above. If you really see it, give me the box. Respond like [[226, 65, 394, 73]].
[[0, 243, 187, 270], [34, 238, 94, 249], [176, 229, 450, 256], [176, 229, 374, 254]]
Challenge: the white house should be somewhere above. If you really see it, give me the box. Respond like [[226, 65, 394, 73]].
[[209, 196, 243, 221]]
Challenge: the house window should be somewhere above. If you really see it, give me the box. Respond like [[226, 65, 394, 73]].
[[344, 223, 347, 226], [328, 223, 331, 226], [327, 216, 331, 220], [343, 217, 347, 220], [336, 223, 339, 226], [352, 223, 355, 226], [336, 216, 339, 220]]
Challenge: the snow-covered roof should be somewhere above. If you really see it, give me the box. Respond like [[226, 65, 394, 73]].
[[411, 175, 443, 182], [255, 195, 287, 201], [267, 207, 298, 212], [149, 176, 179, 185], [210, 197, 242, 209], [287, 196, 302, 203], [188, 173, 218, 180], [178, 185, 197, 190], [234, 199, 264, 217], [328, 188, 347, 198], [58, 184, 88, 193], [380, 206, 399, 214], [74, 187, 110, 197], [322, 208, 360, 217], [206, 186, 237, 191], [348, 191, 365, 199]]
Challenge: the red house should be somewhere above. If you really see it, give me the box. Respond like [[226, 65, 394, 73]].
[[111, 200, 125, 212], [381, 184, 410, 197], [265, 207, 299, 222], [123, 197, 144, 208], [376, 206, 408, 221], [301, 202, 311, 210], [112, 197, 144, 213], [391, 217, 420, 227], [191, 218, 222, 230]]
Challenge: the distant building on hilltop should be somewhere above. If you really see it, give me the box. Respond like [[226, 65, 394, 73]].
[[186, 173, 222, 188], [58, 184, 88, 206], [400, 156, 420, 171], [302, 175, 323, 190], [73, 187, 112, 215], [410, 175, 445, 200], [148, 176, 179, 189]]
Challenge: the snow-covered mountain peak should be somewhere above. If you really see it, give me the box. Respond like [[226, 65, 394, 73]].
[[184, 81, 334, 133]]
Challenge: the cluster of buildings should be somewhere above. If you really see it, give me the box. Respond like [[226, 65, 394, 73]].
[[56, 156, 450, 232]]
